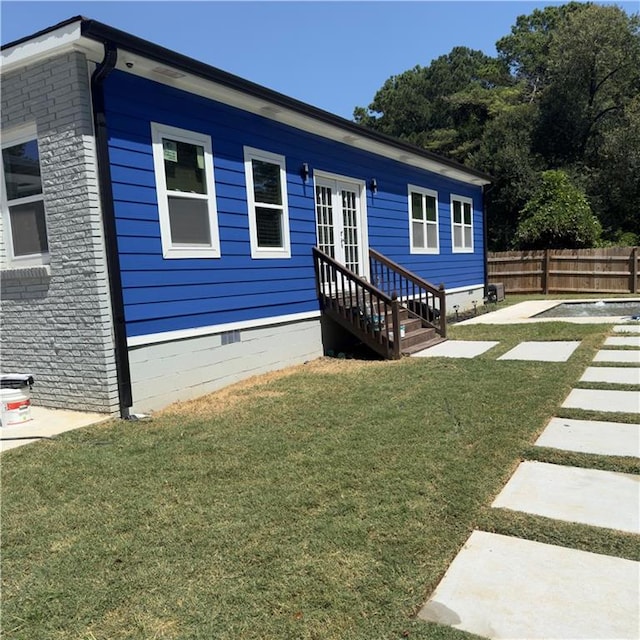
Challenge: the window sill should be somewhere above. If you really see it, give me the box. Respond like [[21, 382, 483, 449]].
[[1, 264, 51, 279]]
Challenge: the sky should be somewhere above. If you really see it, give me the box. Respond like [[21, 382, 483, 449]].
[[1, 1, 637, 120]]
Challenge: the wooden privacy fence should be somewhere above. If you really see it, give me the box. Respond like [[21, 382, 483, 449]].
[[488, 247, 639, 294]]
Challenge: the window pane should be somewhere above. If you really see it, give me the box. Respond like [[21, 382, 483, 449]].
[[163, 139, 206, 194], [256, 206, 283, 248], [452, 200, 462, 224], [252, 160, 282, 205], [463, 202, 472, 226], [9, 200, 48, 256], [168, 196, 211, 245], [464, 227, 472, 248], [411, 192, 423, 220], [425, 195, 437, 222], [412, 221, 424, 248], [453, 226, 463, 248], [426, 223, 438, 249], [3, 140, 42, 200]]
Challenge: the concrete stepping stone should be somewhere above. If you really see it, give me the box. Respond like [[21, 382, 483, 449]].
[[605, 335, 640, 348], [418, 530, 640, 640], [594, 350, 640, 363], [535, 417, 640, 457], [492, 461, 639, 533], [497, 341, 581, 362], [562, 388, 640, 414], [614, 325, 640, 333], [580, 366, 640, 385], [412, 340, 499, 359]]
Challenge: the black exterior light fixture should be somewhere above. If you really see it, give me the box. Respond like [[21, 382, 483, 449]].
[[300, 162, 310, 182], [370, 178, 378, 194]]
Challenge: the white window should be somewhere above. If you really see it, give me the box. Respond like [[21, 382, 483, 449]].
[[1, 126, 49, 265], [451, 195, 473, 253], [408, 185, 439, 254], [151, 123, 220, 259], [243, 147, 291, 259]]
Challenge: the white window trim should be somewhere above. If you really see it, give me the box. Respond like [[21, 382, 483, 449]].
[[1, 124, 50, 267], [451, 194, 474, 254], [150, 122, 220, 259], [243, 146, 291, 259], [408, 184, 439, 255]]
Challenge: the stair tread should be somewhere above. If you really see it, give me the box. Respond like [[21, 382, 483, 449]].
[[401, 336, 447, 355]]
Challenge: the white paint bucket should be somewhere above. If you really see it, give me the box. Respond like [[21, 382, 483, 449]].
[[0, 388, 32, 426]]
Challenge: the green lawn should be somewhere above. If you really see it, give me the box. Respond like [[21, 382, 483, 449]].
[[2, 321, 638, 639]]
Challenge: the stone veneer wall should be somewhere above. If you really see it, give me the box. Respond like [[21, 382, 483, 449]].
[[1, 51, 120, 414]]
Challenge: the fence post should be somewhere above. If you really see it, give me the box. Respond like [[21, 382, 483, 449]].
[[632, 247, 638, 294], [543, 249, 550, 294]]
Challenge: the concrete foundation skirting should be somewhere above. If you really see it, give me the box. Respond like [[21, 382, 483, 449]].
[[128, 317, 323, 413]]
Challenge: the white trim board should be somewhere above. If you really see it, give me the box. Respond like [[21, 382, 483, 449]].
[[127, 310, 321, 347]]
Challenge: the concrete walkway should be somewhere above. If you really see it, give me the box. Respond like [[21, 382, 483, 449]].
[[419, 321, 640, 638], [412, 340, 499, 359], [0, 406, 111, 452], [535, 417, 640, 457], [492, 461, 639, 534], [418, 530, 640, 640], [497, 341, 581, 362]]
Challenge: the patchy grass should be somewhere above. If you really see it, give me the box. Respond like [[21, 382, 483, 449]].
[[1, 322, 636, 639]]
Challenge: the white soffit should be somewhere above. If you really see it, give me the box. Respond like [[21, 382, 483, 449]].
[[2, 27, 489, 187]]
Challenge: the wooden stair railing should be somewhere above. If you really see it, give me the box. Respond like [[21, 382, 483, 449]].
[[369, 248, 447, 339], [313, 247, 402, 359]]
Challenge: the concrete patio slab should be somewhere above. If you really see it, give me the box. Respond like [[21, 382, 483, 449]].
[[594, 349, 640, 363], [535, 417, 640, 458], [604, 335, 640, 348], [580, 366, 640, 385], [0, 406, 111, 453], [492, 461, 639, 533], [562, 388, 640, 414], [614, 325, 640, 333], [418, 530, 640, 640], [412, 340, 499, 359], [497, 341, 581, 362]]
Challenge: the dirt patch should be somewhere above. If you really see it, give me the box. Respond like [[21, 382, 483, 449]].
[[158, 357, 385, 418]]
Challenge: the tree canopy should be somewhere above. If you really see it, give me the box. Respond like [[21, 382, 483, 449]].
[[354, 2, 640, 250]]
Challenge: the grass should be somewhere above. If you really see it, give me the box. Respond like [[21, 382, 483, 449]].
[[2, 321, 638, 639]]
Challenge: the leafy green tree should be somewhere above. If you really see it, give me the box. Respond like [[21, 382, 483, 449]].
[[496, 2, 587, 101], [514, 170, 601, 249], [534, 4, 640, 165]]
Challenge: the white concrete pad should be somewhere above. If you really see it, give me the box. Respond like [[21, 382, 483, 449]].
[[412, 340, 499, 359], [0, 406, 111, 452], [580, 366, 640, 385], [418, 530, 640, 640], [594, 349, 640, 363], [614, 324, 640, 333], [562, 388, 640, 414], [492, 461, 639, 533], [497, 341, 581, 362], [535, 417, 640, 457], [605, 335, 640, 348]]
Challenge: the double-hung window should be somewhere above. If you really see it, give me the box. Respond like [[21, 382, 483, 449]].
[[151, 123, 220, 259], [408, 185, 439, 254], [243, 147, 291, 259], [1, 126, 49, 265], [451, 195, 473, 253]]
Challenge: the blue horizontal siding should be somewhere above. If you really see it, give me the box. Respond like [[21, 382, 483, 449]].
[[104, 70, 484, 338]]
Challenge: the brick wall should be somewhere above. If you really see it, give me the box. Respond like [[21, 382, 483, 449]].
[[0, 52, 120, 414]]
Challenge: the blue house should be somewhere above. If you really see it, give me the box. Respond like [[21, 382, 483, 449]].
[[0, 17, 491, 417]]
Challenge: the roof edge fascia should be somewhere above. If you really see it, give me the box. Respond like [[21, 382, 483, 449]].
[[2, 17, 492, 187]]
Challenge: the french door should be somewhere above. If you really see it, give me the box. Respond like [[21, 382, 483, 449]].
[[314, 174, 367, 278]]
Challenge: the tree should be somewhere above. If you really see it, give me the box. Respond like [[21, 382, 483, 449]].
[[496, 2, 587, 101], [534, 4, 640, 165], [513, 170, 601, 249]]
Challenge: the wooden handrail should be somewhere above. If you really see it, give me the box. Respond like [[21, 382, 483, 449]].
[[369, 248, 446, 338], [313, 247, 402, 359]]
